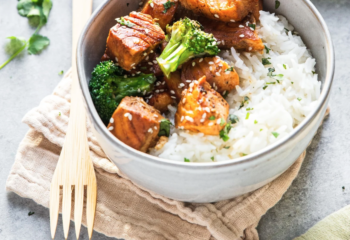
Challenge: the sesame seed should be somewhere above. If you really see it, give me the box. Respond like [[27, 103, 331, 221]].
[[153, 60, 157, 64], [149, 67, 153, 71], [217, 41, 221, 45], [216, 72, 221, 76], [209, 61, 214, 65], [222, 40, 225, 45], [204, 107, 210, 112], [230, 19, 235, 22], [148, 62, 153, 65], [171, 96, 176, 99], [160, 89, 164, 92], [115, 57, 118, 62], [132, 67, 136, 69], [132, 74, 135, 76], [214, 14, 219, 18], [124, 113, 132, 121], [249, 47, 252, 51], [199, 58, 203, 62], [185, 116, 194, 122], [250, 27, 254, 31], [148, 128, 153, 133], [143, 52, 147, 56], [155, 90, 159, 93], [181, 116, 184, 121], [239, 34, 244, 38], [145, 29, 149, 34], [143, 90, 146, 95], [216, 119, 221, 124], [198, 99, 203, 103], [124, 75, 127, 78], [200, 119, 205, 123], [156, 81, 161, 86], [154, 114, 158, 118], [150, 50, 153, 53], [225, 71, 230, 75], [192, 62, 195, 67], [223, 90, 226, 95], [131, 63, 135, 66], [139, 1, 143, 5], [154, 126, 157, 130], [186, 80, 192, 83], [145, 56, 149, 60], [179, 83, 185, 88], [239, 25, 244, 28], [149, 94, 153, 98], [213, 82, 216, 87], [183, 98, 186, 103], [209, 66, 213, 71], [162, 81, 166, 85], [136, 71, 141, 74], [109, 118, 114, 124], [108, 126, 114, 131], [202, 113, 207, 119], [170, 90, 175, 94], [150, 2, 154, 7], [208, 122, 214, 126], [137, 88, 141, 92]]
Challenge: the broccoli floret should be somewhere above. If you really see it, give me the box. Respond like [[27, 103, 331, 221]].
[[89, 60, 156, 125], [157, 18, 220, 78]]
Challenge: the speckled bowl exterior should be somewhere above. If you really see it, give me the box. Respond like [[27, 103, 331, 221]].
[[77, 0, 334, 202]]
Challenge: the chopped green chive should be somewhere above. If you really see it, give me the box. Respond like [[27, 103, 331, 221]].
[[312, 71, 316, 75], [245, 112, 250, 119], [158, 119, 172, 137], [263, 85, 268, 90], [184, 158, 190, 162], [275, 0, 280, 9], [225, 66, 234, 72], [267, 67, 275, 77], [248, 23, 256, 30], [229, 114, 239, 124], [246, 107, 254, 111], [116, 17, 135, 28], [260, 129, 263, 131], [219, 124, 232, 142], [272, 132, 279, 138], [58, 70, 64, 75], [28, 211, 35, 216], [291, 82, 294, 84], [223, 146, 230, 149], [254, 120, 258, 124], [162, 0, 175, 13], [266, 82, 276, 85], [242, 153, 248, 156], [210, 156, 214, 161], [283, 64, 287, 69], [297, 97, 302, 101], [209, 116, 216, 120], [264, 45, 271, 54], [262, 58, 271, 65], [239, 96, 250, 109], [58, 112, 61, 116], [220, 118, 225, 126]]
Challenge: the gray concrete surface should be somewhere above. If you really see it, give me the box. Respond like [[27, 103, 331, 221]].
[[0, 0, 348, 239]]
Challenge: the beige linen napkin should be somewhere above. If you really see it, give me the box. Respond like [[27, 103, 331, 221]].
[[6, 70, 329, 240]]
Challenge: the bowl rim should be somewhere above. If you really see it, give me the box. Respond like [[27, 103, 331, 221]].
[[77, 0, 335, 169]]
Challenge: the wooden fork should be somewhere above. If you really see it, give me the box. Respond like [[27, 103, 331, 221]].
[[50, 0, 96, 239]]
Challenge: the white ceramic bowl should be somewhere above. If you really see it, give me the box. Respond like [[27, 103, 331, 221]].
[[77, 0, 334, 202]]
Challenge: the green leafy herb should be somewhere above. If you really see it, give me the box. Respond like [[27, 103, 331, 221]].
[[312, 71, 316, 75], [163, 0, 175, 13], [260, 129, 263, 131], [275, 0, 280, 9], [266, 82, 276, 85], [241, 153, 248, 156], [27, 34, 50, 54], [58, 70, 64, 75], [58, 112, 61, 116], [1, 0, 52, 70], [229, 114, 239, 124], [272, 132, 279, 138], [246, 107, 254, 111], [263, 85, 268, 90], [267, 67, 275, 77], [262, 58, 271, 65], [210, 156, 214, 161], [220, 118, 225, 126], [283, 64, 287, 69], [297, 97, 302, 101], [116, 17, 135, 28], [254, 120, 258, 124], [222, 91, 229, 98], [225, 66, 234, 72], [264, 45, 271, 54], [291, 82, 294, 84], [223, 146, 230, 149], [284, 28, 290, 34], [184, 158, 190, 162], [248, 23, 256, 30], [239, 96, 250, 109], [28, 211, 35, 216], [219, 124, 232, 142], [209, 116, 216, 120], [342, 186, 345, 191], [245, 112, 250, 119], [158, 119, 172, 137]]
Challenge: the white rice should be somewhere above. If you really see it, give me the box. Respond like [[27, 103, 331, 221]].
[[150, 11, 321, 162]]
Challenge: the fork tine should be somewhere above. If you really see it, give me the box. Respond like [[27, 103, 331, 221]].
[[86, 171, 97, 239], [50, 171, 60, 240], [62, 182, 72, 239], [74, 175, 84, 239]]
